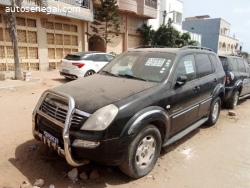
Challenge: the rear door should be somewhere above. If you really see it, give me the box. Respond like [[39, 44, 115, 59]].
[[195, 53, 216, 118], [169, 54, 201, 132], [92, 54, 109, 71], [237, 58, 249, 95]]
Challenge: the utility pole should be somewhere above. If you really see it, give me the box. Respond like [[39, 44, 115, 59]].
[[163, 10, 167, 25]]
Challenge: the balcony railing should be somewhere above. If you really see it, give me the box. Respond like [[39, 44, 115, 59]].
[[23, 0, 90, 8], [145, 0, 157, 9]]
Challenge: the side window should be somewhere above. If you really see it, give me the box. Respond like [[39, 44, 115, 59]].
[[243, 60, 250, 73], [93, 54, 107, 62], [231, 59, 239, 71], [237, 59, 246, 72], [106, 54, 115, 62], [219, 56, 232, 71], [196, 53, 213, 78], [208, 54, 217, 72], [175, 54, 196, 82]]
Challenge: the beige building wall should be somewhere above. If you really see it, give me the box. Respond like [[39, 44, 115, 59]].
[[0, 9, 87, 71], [217, 34, 238, 55]]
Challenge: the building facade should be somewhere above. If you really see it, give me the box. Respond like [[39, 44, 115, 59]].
[[183, 16, 238, 55], [0, 0, 94, 71], [0, 0, 157, 71], [89, 0, 157, 52], [148, 0, 201, 43]]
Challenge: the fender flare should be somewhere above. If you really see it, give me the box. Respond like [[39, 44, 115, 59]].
[[120, 106, 171, 143], [212, 83, 225, 99]]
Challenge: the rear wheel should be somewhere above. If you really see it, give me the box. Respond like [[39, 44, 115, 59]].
[[226, 91, 239, 109], [84, 70, 95, 77], [205, 97, 221, 126], [119, 125, 161, 178]]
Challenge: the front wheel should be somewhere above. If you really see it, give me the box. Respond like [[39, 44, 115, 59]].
[[205, 97, 221, 126], [119, 125, 161, 178]]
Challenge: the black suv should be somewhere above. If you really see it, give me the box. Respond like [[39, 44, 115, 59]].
[[219, 55, 250, 109], [32, 46, 225, 178]]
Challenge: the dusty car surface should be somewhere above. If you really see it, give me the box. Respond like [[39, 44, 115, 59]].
[[219, 55, 250, 109], [32, 46, 225, 178]]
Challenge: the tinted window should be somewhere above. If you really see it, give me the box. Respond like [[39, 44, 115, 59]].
[[237, 59, 246, 72], [106, 54, 115, 62], [93, 54, 107, 62], [208, 54, 217, 71], [231, 58, 239, 71], [175, 54, 196, 82], [244, 60, 250, 73], [219, 57, 232, 71], [196, 54, 213, 78], [64, 54, 92, 60]]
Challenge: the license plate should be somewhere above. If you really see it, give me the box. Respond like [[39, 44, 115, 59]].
[[44, 131, 59, 145], [62, 69, 69, 74]]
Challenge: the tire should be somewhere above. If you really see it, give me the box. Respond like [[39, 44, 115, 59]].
[[119, 125, 161, 178], [226, 91, 239, 109], [205, 97, 221, 126], [84, 70, 95, 77]]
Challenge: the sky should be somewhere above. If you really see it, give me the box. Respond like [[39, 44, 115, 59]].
[[181, 0, 250, 53]]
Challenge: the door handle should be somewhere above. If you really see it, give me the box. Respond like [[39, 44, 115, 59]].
[[193, 86, 200, 92], [214, 78, 218, 82]]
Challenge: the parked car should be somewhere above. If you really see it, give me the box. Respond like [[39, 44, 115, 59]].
[[59, 52, 115, 79], [219, 55, 250, 109], [32, 46, 225, 178]]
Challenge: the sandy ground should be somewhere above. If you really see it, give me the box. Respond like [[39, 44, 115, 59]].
[[0, 70, 250, 188]]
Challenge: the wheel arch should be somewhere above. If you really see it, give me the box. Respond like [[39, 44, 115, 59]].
[[120, 106, 171, 144]]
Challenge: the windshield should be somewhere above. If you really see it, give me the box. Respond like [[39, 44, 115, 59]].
[[100, 51, 176, 82]]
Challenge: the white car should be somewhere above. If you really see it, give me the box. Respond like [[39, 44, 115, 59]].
[[59, 52, 115, 79]]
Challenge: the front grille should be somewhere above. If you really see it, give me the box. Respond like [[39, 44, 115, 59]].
[[70, 112, 88, 128], [40, 100, 68, 124]]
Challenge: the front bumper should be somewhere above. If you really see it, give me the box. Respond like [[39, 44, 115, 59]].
[[32, 90, 89, 166], [32, 90, 132, 166]]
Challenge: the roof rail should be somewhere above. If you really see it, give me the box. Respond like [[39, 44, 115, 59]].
[[180, 46, 213, 52]]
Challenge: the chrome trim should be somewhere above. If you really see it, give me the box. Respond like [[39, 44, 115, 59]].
[[75, 109, 91, 117], [173, 104, 199, 119], [128, 110, 167, 135], [201, 97, 212, 105], [32, 89, 90, 167]]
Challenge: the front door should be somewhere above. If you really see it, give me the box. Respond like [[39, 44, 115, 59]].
[[167, 54, 201, 133]]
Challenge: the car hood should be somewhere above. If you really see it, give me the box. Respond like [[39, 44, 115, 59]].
[[52, 74, 158, 113]]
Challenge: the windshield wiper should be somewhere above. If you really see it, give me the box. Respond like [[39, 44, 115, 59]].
[[119, 74, 148, 82], [101, 70, 120, 77]]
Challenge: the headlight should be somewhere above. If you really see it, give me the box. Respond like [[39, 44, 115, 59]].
[[80, 104, 118, 131]]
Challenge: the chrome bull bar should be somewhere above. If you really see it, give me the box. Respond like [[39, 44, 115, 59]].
[[32, 89, 89, 166]]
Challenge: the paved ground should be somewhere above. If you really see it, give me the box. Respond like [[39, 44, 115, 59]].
[[0, 70, 250, 188]]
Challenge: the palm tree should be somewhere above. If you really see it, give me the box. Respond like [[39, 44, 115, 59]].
[[4, 0, 46, 80]]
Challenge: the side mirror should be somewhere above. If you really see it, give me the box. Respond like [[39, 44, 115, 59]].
[[176, 76, 187, 86]]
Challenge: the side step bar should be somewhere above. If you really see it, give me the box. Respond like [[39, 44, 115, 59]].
[[239, 93, 250, 100], [162, 117, 208, 147]]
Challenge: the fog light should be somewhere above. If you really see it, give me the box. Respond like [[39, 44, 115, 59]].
[[72, 139, 100, 148]]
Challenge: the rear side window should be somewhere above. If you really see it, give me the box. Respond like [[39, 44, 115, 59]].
[[244, 60, 250, 73], [93, 54, 107, 62], [64, 54, 92, 60], [237, 59, 246, 72], [106, 54, 115, 62], [175, 54, 196, 82], [196, 54, 213, 78], [208, 54, 217, 71], [231, 59, 239, 71], [219, 56, 232, 71]]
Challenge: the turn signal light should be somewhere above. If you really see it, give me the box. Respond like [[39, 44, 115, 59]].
[[72, 62, 85, 68]]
